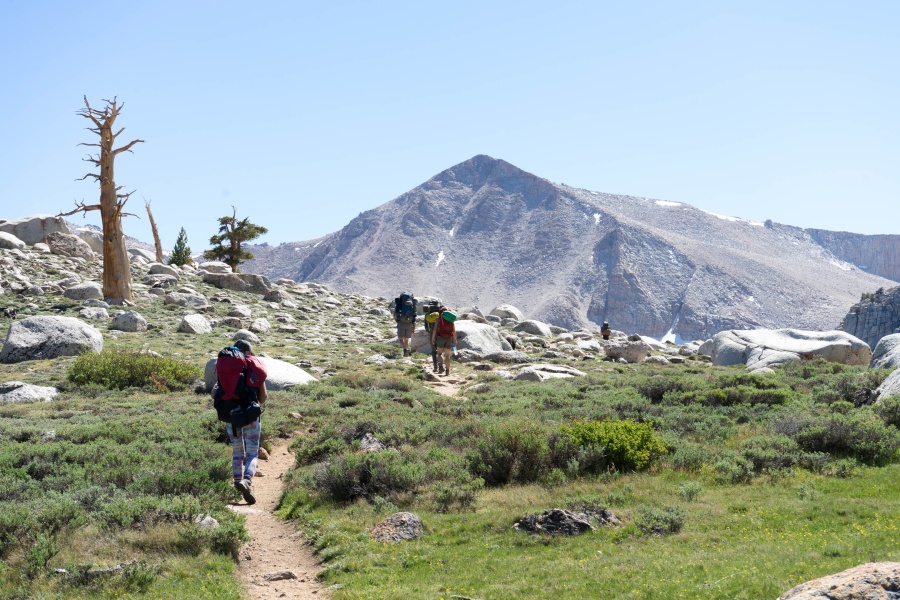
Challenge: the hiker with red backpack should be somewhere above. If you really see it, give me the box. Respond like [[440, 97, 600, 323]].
[[211, 339, 268, 505], [430, 307, 457, 376]]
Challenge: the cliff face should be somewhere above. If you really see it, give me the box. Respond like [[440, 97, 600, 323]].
[[840, 285, 900, 349], [806, 229, 900, 283], [242, 155, 896, 340]]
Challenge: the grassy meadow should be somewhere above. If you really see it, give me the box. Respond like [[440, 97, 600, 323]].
[[1, 264, 899, 599]]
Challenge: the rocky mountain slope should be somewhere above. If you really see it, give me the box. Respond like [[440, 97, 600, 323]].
[[243, 155, 897, 340]]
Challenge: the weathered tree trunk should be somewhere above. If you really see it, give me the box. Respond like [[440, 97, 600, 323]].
[[145, 199, 164, 263], [59, 97, 143, 305]]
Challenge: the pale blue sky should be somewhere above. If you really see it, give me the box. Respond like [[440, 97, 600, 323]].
[[1, 1, 897, 249]]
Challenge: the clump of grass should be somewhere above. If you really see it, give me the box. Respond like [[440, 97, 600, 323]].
[[67, 349, 199, 391]]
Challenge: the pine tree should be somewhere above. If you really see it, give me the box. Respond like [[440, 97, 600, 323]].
[[168, 227, 192, 266], [203, 207, 268, 272]]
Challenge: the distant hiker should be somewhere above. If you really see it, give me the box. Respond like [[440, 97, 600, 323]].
[[211, 339, 268, 505], [393, 291, 417, 357], [431, 306, 457, 376], [601, 321, 611, 341], [422, 299, 443, 372]]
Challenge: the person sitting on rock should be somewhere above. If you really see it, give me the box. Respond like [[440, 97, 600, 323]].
[[431, 307, 457, 376]]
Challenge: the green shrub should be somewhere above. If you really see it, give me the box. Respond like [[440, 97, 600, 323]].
[[312, 450, 426, 501], [23, 533, 59, 580], [466, 422, 550, 486], [68, 350, 199, 391], [789, 411, 900, 465], [740, 435, 802, 473], [677, 481, 702, 502], [714, 451, 754, 483], [635, 505, 686, 535], [877, 396, 900, 428], [562, 420, 667, 472], [431, 475, 484, 512], [670, 443, 709, 472]]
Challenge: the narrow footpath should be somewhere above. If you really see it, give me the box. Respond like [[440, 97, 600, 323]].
[[228, 435, 327, 599]]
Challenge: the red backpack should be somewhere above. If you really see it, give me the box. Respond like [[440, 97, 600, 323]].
[[436, 308, 455, 337], [216, 346, 248, 401]]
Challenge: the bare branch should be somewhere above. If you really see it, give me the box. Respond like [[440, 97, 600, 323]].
[[112, 127, 125, 140], [57, 200, 101, 217], [77, 143, 101, 148], [77, 173, 102, 182], [81, 157, 101, 166], [78, 96, 103, 129], [112, 139, 144, 156]]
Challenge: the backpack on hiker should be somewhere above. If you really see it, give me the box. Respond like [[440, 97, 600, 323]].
[[423, 299, 441, 331], [436, 308, 456, 338], [213, 346, 263, 428], [394, 292, 417, 324]]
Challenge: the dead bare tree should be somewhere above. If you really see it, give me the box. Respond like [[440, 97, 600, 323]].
[[59, 96, 144, 304], [144, 197, 163, 263]]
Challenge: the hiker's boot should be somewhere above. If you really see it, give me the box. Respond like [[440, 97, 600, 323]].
[[438, 364, 445, 374], [235, 479, 256, 505], [403, 349, 409, 357]]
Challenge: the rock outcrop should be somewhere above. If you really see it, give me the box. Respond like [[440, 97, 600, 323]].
[[202, 272, 272, 295], [45, 232, 95, 260], [0, 232, 26, 250], [778, 562, 900, 600], [710, 329, 871, 369], [0, 215, 70, 245], [874, 370, 900, 403], [870, 334, 900, 370], [840, 285, 900, 350], [0, 316, 103, 362], [0, 381, 59, 402]]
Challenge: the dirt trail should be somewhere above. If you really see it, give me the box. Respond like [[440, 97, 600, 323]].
[[228, 435, 327, 599]]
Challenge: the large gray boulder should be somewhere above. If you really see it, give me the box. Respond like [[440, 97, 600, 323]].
[[0, 316, 103, 362], [148, 263, 180, 278], [73, 227, 103, 254], [0, 232, 26, 250], [164, 292, 210, 309], [202, 272, 272, 295], [198, 261, 231, 274], [605, 338, 652, 363], [513, 319, 553, 337], [63, 282, 104, 301], [0, 215, 70, 245], [874, 370, 900, 403], [456, 320, 510, 355], [514, 364, 586, 382], [128, 248, 157, 262], [0, 381, 59, 402], [489, 304, 525, 322], [45, 232, 95, 260], [110, 311, 148, 333], [178, 314, 212, 334], [870, 334, 900, 370], [777, 562, 900, 600], [711, 329, 871, 369], [204, 355, 317, 391]]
